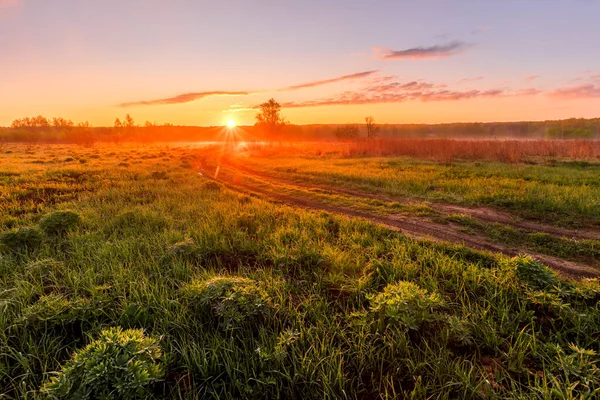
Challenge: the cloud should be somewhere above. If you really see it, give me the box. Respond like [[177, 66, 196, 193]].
[[524, 75, 539, 82], [119, 70, 377, 106], [280, 70, 378, 90], [368, 81, 437, 93], [458, 76, 484, 84], [471, 26, 491, 35], [374, 41, 471, 60], [119, 91, 251, 107], [548, 84, 600, 99], [514, 88, 542, 96], [274, 76, 543, 109], [278, 80, 513, 108], [280, 89, 502, 108]]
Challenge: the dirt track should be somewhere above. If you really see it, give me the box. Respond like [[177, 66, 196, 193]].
[[198, 157, 599, 279]]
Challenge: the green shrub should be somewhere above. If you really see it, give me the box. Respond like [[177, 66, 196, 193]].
[[19, 292, 115, 329], [39, 211, 81, 236], [0, 227, 43, 253], [513, 255, 559, 290], [41, 327, 164, 399], [366, 281, 444, 331], [19, 293, 73, 326], [182, 276, 274, 330]]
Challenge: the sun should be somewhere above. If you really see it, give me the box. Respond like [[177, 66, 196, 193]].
[[226, 119, 236, 128]]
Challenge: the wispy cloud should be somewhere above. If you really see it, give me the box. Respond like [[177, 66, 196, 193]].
[[514, 88, 542, 96], [374, 41, 471, 60], [280, 89, 504, 108], [120, 91, 251, 107], [548, 84, 600, 99], [524, 75, 540, 82], [471, 26, 491, 35], [280, 70, 378, 90], [119, 70, 377, 107], [458, 76, 484, 84], [276, 77, 538, 108]]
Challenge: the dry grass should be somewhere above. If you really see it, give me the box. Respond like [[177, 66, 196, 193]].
[[343, 138, 600, 163]]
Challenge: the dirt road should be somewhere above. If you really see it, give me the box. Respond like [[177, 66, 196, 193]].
[[198, 157, 599, 279]]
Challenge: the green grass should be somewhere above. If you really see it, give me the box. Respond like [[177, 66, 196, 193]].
[[444, 213, 600, 264], [1, 144, 599, 399], [240, 154, 600, 227]]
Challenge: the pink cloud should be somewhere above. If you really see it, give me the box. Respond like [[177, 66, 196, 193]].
[[458, 76, 484, 84], [548, 84, 600, 99], [374, 41, 471, 60], [281, 70, 378, 91], [120, 91, 251, 107]]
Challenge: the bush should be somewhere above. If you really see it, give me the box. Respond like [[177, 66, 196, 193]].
[[366, 281, 444, 331], [0, 227, 43, 253], [39, 211, 81, 236], [182, 276, 274, 330], [40, 327, 164, 399], [513, 255, 559, 290]]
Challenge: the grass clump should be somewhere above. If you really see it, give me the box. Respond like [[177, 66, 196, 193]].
[[162, 238, 199, 262], [39, 211, 81, 236], [203, 181, 221, 192], [0, 227, 43, 253], [513, 255, 559, 290], [40, 327, 164, 399], [366, 281, 444, 331], [182, 276, 274, 330]]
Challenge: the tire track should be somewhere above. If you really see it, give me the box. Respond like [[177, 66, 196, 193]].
[[198, 159, 599, 278]]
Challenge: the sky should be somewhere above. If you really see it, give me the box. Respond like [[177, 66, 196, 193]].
[[1, 0, 600, 127]]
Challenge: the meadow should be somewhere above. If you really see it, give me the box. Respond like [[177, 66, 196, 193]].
[[1, 142, 599, 399]]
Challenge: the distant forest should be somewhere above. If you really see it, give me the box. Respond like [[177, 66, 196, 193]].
[[1, 115, 599, 144]]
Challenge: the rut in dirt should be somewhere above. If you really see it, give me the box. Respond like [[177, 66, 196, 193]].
[[225, 159, 600, 241], [198, 159, 599, 279]]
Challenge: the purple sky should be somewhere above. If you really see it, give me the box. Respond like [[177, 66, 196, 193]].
[[1, 0, 599, 126]]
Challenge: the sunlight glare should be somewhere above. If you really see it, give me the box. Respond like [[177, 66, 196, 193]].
[[226, 119, 236, 128]]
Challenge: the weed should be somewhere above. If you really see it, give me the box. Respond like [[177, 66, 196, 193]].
[[40, 327, 164, 399], [365, 281, 444, 331], [182, 276, 275, 330], [513, 255, 559, 290]]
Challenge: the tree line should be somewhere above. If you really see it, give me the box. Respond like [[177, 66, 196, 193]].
[[2, 99, 599, 144]]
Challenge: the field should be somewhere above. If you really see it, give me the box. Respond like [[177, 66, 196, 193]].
[[1, 142, 600, 399]]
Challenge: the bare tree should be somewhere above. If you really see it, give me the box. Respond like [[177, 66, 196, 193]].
[[365, 116, 380, 139], [255, 98, 286, 139]]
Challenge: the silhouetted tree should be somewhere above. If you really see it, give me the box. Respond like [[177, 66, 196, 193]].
[[365, 116, 380, 139], [255, 98, 286, 139], [124, 114, 135, 128]]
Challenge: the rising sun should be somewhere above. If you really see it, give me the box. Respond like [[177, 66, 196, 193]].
[[226, 119, 236, 128]]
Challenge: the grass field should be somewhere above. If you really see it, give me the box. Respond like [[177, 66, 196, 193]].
[[236, 143, 600, 227], [1, 143, 599, 399]]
